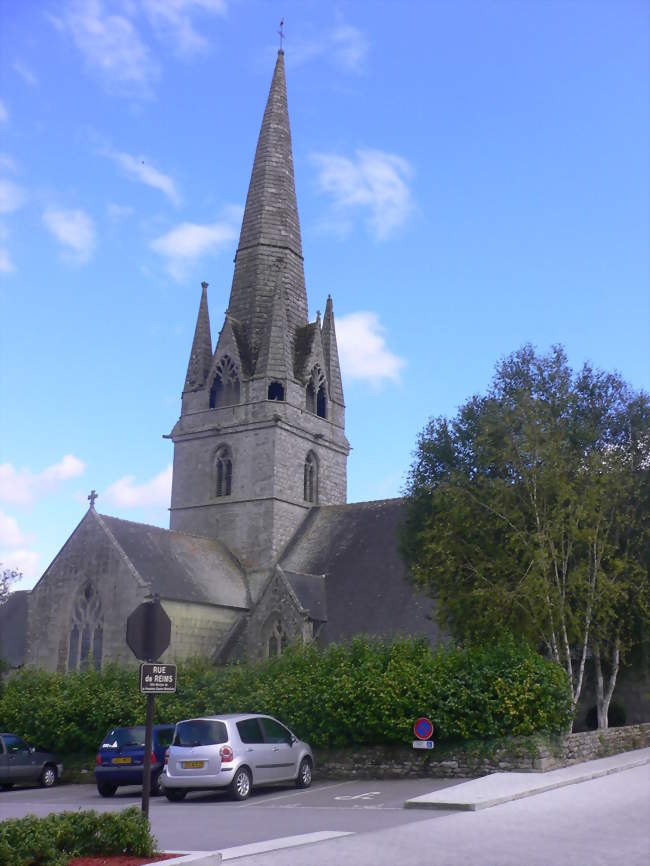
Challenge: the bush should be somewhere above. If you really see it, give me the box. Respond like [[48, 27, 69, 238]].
[[0, 807, 155, 866], [0, 638, 573, 753]]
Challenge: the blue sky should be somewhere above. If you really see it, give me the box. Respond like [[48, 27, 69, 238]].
[[1, 0, 648, 592]]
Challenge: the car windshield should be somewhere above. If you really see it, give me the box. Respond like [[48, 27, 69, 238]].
[[173, 720, 228, 747], [101, 726, 146, 749], [156, 728, 174, 749]]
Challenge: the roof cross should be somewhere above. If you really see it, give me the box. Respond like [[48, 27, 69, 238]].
[[88, 489, 98, 509], [278, 18, 284, 51]]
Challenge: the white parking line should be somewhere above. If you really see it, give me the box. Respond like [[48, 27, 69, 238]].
[[238, 780, 353, 806], [219, 831, 354, 860]]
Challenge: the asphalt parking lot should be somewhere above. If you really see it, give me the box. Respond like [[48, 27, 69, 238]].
[[0, 777, 461, 851]]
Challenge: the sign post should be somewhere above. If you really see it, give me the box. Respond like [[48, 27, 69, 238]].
[[126, 596, 173, 819], [412, 717, 435, 750]]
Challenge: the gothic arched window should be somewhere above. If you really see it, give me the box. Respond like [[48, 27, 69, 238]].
[[304, 451, 318, 504], [266, 620, 288, 658], [209, 355, 240, 409], [67, 583, 103, 672], [305, 366, 327, 418], [268, 381, 285, 401], [216, 445, 233, 497]]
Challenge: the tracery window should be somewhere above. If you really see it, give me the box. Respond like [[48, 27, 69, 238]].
[[305, 366, 327, 418], [304, 451, 318, 503], [216, 445, 233, 497], [266, 620, 288, 658], [209, 355, 240, 408], [67, 583, 103, 672]]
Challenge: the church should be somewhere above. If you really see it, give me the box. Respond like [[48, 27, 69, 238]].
[[1, 51, 439, 672]]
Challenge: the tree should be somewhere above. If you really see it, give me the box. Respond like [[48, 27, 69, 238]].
[[403, 345, 650, 728], [0, 565, 20, 606]]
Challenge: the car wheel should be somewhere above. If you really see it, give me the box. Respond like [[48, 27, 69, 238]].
[[165, 788, 187, 802], [0, 783, 13, 791], [230, 767, 252, 801], [97, 782, 118, 798], [296, 757, 312, 788], [150, 770, 164, 797], [41, 765, 57, 788]]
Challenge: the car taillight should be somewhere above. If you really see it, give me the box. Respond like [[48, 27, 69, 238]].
[[164, 749, 169, 766], [151, 752, 156, 765], [219, 745, 233, 763], [96, 754, 101, 765]]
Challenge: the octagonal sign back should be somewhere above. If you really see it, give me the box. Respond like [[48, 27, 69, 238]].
[[126, 600, 171, 662]]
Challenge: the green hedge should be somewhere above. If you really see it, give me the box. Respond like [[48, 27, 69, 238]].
[[0, 637, 573, 753], [0, 807, 155, 866]]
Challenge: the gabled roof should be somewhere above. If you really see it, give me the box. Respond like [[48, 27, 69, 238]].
[[96, 513, 250, 609], [0, 590, 28, 667], [283, 571, 327, 622], [279, 499, 440, 645]]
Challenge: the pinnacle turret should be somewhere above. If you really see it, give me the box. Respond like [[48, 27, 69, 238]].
[[184, 282, 213, 392], [321, 296, 344, 406]]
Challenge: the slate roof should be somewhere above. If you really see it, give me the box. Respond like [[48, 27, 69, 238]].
[[283, 571, 328, 622], [0, 590, 28, 667], [279, 498, 441, 645], [98, 514, 250, 610]]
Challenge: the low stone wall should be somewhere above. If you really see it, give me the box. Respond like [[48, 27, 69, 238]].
[[313, 723, 650, 779]]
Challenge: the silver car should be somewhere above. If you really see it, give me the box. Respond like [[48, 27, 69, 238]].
[[162, 713, 313, 801]]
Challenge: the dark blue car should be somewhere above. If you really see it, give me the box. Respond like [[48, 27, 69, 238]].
[[95, 724, 175, 797]]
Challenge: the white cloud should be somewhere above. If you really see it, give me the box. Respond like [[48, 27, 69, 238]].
[[286, 23, 368, 73], [0, 246, 13, 274], [331, 25, 369, 72], [107, 203, 134, 221], [102, 148, 180, 204], [0, 100, 7, 123], [13, 62, 38, 87], [0, 549, 42, 583], [0, 179, 26, 214], [105, 464, 172, 508], [0, 512, 29, 547], [61, 0, 157, 96], [150, 207, 241, 279], [142, 0, 227, 56], [312, 149, 413, 240], [336, 311, 406, 386], [0, 455, 86, 506], [43, 207, 96, 264]]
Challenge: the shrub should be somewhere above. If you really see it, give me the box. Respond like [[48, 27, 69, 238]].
[[0, 637, 573, 753], [0, 807, 155, 866]]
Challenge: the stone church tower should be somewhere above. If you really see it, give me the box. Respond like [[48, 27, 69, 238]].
[[168, 51, 349, 592]]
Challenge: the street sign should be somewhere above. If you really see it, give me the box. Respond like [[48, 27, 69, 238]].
[[413, 740, 435, 750], [413, 717, 434, 740], [126, 599, 171, 661], [140, 663, 177, 694]]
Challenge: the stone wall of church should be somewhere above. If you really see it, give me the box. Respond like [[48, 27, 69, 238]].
[[26, 514, 148, 672]]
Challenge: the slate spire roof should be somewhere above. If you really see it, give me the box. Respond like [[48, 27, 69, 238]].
[[227, 50, 308, 374], [184, 281, 213, 391]]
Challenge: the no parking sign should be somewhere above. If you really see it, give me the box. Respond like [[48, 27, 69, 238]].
[[413, 717, 435, 750]]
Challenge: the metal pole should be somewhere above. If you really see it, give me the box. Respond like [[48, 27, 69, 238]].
[[141, 692, 155, 818]]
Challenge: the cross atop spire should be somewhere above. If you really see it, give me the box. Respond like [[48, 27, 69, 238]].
[[278, 18, 284, 51], [88, 489, 98, 509]]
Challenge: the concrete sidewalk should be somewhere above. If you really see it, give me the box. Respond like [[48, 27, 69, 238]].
[[404, 746, 650, 811]]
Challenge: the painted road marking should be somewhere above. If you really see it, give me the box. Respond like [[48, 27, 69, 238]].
[[219, 831, 354, 860], [335, 791, 381, 801]]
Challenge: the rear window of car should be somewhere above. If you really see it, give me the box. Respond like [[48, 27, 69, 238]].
[[101, 727, 146, 749], [173, 720, 228, 747], [156, 728, 175, 749]]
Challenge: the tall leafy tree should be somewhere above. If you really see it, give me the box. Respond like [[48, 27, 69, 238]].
[[403, 345, 649, 728]]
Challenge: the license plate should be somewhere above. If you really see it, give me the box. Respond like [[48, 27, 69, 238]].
[[182, 760, 205, 769], [112, 757, 132, 764]]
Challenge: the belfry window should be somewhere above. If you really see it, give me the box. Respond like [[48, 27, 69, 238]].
[[216, 445, 233, 497], [268, 381, 285, 401], [304, 451, 318, 503], [210, 356, 240, 409], [67, 583, 103, 672], [306, 366, 327, 418]]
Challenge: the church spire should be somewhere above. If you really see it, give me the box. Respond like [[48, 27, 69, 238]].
[[321, 295, 344, 406], [227, 50, 308, 372], [184, 281, 213, 392]]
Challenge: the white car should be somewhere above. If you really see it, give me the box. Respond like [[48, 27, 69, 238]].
[[162, 713, 313, 801]]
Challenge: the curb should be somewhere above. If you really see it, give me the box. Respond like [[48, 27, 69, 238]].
[[156, 853, 221, 866], [404, 753, 650, 811]]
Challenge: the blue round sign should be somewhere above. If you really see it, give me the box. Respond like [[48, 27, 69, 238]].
[[414, 717, 434, 740]]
